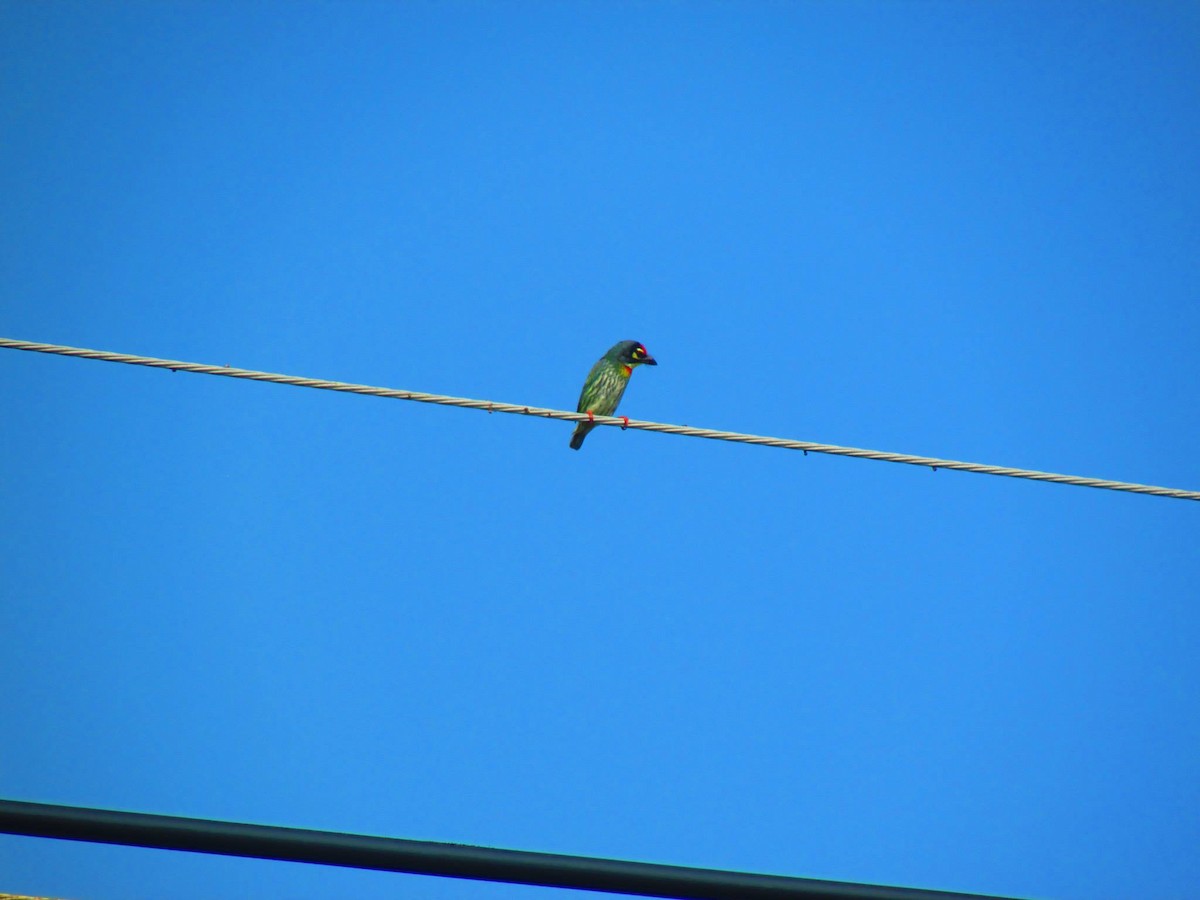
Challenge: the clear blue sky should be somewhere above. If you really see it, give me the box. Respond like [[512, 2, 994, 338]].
[[2, 3, 1198, 899]]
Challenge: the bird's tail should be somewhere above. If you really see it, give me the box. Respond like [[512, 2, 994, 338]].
[[569, 422, 594, 450]]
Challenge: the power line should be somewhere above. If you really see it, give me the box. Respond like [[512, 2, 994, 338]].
[[2, 336, 1196, 502], [0, 799, 1025, 900]]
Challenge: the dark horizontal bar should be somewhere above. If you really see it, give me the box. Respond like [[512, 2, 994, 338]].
[[0, 799, 1023, 900]]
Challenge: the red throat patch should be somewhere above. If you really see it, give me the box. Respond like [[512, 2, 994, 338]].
[[622, 364, 633, 376]]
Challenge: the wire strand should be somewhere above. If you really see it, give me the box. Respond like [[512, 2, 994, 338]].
[[2, 336, 1196, 502]]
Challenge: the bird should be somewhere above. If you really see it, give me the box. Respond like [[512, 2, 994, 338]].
[[570, 340, 657, 450]]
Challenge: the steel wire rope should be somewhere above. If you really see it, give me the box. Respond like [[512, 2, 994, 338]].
[[2, 337, 1196, 502]]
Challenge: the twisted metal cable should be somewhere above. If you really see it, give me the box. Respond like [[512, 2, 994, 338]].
[[3, 336, 1196, 502]]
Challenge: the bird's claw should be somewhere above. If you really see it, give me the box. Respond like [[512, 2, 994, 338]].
[[621, 416, 629, 430]]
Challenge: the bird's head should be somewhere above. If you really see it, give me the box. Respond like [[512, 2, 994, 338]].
[[609, 340, 657, 369]]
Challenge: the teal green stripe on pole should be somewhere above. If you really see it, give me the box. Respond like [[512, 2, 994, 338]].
[[0, 799, 1023, 900]]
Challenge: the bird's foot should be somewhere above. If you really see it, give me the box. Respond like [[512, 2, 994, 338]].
[[621, 416, 629, 430]]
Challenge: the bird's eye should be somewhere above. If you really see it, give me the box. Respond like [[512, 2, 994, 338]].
[[632, 347, 643, 358]]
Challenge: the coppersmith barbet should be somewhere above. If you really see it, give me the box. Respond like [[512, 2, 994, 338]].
[[569, 340, 657, 450]]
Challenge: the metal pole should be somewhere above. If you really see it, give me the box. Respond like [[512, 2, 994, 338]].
[[0, 799, 1023, 900]]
